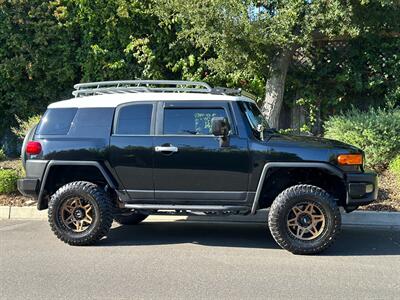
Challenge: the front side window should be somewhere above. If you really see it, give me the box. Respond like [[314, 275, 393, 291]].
[[36, 108, 77, 135], [239, 101, 269, 130], [163, 108, 227, 135], [115, 104, 153, 135]]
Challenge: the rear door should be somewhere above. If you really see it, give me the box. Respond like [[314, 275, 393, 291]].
[[109, 102, 155, 201], [153, 101, 250, 205]]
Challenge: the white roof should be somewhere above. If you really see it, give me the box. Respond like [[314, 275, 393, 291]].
[[48, 93, 254, 109]]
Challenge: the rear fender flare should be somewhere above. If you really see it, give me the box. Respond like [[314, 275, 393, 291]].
[[37, 160, 117, 210]]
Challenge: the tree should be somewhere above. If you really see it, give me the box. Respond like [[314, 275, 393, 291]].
[[156, 0, 400, 128], [0, 0, 78, 141]]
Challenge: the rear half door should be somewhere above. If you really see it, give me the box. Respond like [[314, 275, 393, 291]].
[[153, 101, 250, 205], [109, 102, 155, 202]]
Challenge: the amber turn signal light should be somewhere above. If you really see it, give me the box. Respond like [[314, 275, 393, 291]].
[[337, 154, 363, 165]]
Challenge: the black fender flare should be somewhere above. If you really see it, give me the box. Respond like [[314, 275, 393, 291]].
[[37, 160, 117, 210], [250, 162, 344, 214]]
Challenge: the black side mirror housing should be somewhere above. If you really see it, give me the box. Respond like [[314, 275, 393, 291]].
[[211, 117, 230, 137]]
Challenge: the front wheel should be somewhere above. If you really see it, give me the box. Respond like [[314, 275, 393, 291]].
[[268, 184, 341, 255], [48, 181, 113, 246]]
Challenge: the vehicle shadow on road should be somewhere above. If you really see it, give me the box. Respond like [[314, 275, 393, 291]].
[[98, 221, 400, 256]]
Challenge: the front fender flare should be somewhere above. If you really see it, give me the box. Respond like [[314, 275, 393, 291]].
[[250, 162, 344, 214]]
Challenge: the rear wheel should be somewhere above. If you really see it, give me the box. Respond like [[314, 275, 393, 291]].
[[114, 210, 148, 225], [48, 181, 113, 246], [268, 184, 341, 255]]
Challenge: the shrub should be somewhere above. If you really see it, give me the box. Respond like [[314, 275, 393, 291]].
[[0, 148, 6, 161], [11, 114, 42, 140], [390, 156, 400, 184], [0, 169, 19, 194], [324, 107, 400, 171]]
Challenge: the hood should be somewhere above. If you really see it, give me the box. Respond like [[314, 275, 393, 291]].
[[268, 134, 361, 153], [259, 133, 363, 165]]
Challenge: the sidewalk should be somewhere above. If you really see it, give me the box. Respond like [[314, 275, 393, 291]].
[[1, 206, 399, 228]]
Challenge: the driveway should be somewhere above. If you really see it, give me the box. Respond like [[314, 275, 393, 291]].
[[1, 219, 399, 299]]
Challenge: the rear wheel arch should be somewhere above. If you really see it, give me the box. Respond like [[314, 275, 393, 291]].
[[38, 161, 119, 210], [251, 162, 346, 213]]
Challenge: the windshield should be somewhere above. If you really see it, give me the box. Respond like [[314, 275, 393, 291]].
[[239, 101, 269, 130]]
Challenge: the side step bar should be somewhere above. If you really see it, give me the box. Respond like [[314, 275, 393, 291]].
[[123, 204, 249, 212]]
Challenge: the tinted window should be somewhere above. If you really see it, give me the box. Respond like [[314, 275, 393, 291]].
[[164, 108, 227, 135], [69, 108, 114, 137], [116, 104, 153, 135], [239, 101, 269, 130], [36, 108, 77, 135]]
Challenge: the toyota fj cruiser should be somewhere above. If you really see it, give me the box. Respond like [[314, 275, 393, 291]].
[[17, 80, 377, 254]]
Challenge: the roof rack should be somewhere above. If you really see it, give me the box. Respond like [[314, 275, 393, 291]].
[[211, 86, 257, 101], [72, 80, 256, 100]]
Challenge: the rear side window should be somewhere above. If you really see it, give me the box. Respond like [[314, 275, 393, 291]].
[[163, 108, 227, 135], [68, 108, 114, 137], [36, 108, 77, 135], [115, 104, 153, 135]]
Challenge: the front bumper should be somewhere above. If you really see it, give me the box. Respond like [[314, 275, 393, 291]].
[[17, 178, 40, 198], [345, 172, 378, 207]]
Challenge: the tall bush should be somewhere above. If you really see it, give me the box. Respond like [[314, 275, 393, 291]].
[[0, 148, 6, 161], [11, 115, 42, 140], [390, 156, 400, 185], [324, 107, 400, 171]]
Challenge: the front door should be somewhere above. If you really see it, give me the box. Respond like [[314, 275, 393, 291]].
[[153, 101, 250, 205]]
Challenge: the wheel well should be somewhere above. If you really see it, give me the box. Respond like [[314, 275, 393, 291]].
[[257, 167, 346, 209], [39, 165, 117, 210]]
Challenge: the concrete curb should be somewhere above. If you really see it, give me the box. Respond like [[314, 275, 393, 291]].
[[0, 206, 399, 228]]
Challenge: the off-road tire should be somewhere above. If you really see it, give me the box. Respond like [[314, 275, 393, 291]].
[[48, 181, 113, 246], [114, 211, 148, 225], [268, 184, 341, 255]]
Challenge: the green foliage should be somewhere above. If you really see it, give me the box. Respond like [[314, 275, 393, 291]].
[[0, 169, 19, 194], [390, 156, 400, 184], [1, 0, 399, 152], [286, 35, 400, 133], [12, 115, 42, 140], [324, 107, 400, 171], [0, 0, 79, 139], [0, 148, 6, 161]]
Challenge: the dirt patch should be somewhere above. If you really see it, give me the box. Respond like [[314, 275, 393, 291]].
[[0, 159, 23, 175], [0, 193, 35, 207]]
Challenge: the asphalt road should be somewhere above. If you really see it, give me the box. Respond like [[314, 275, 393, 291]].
[[1, 219, 399, 300]]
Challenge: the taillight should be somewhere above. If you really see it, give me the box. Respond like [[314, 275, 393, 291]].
[[26, 141, 42, 155]]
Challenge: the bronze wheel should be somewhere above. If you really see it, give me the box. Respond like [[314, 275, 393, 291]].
[[286, 202, 326, 241], [48, 181, 113, 246], [268, 184, 341, 255], [60, 197, 94, 233]]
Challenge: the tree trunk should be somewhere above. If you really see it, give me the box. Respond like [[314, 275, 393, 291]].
[[262, 48, 293, 129]]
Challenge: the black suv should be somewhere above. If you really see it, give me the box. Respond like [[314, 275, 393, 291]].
[[18, 80, 377, 254]]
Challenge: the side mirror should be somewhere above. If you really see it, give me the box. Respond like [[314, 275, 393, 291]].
[[211, 117, 230, 137]]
